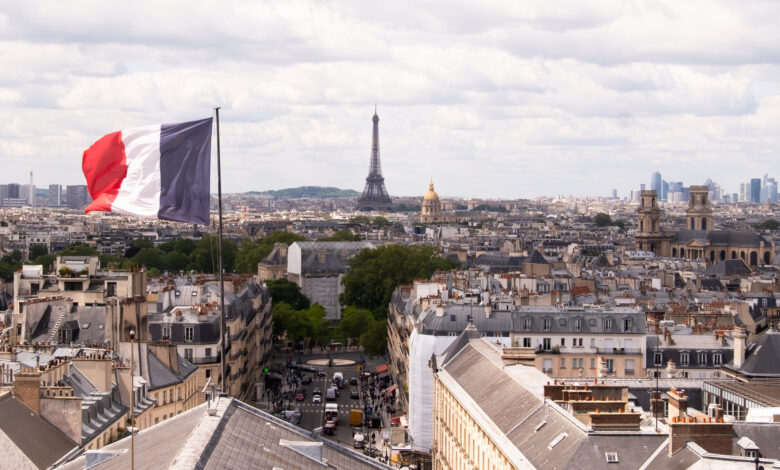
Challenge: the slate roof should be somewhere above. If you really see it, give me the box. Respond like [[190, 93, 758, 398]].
[[420, 303, 513, 335], [737, 330, 780, 377], [703, 259, 752, 277], [526, 248, 549, 264], [672, 230, 769, 246], [0, 394, 78, 469], [147, 351, 198, 390]]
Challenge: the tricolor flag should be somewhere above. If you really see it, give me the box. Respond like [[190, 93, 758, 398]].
[[82, 118, 213, 225]]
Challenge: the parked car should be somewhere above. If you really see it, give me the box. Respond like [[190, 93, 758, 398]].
[[350, 388, 359, 400], [312, 394, 321, 404], [323, 421, 336, 435], [353, 432, 365, 449], [349, 376, 358, 386], [326, 388, 337, 401], [295, 391, 307, 401]]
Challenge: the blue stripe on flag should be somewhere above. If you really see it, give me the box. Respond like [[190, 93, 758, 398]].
[[158, 118, 213, 225]]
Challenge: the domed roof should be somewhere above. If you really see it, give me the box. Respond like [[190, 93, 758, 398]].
[[424, 180, 439, 201]]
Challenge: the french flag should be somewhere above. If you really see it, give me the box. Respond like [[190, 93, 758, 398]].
[[82, 118, 213, 225]]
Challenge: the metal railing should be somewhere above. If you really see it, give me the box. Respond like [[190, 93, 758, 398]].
[[595, 347, 642, 355]]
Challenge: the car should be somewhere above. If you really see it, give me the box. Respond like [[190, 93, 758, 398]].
[[317, 370, 327, 377], [313, 387, 322, 396], [312, 394, 321, 403], [302, 376, 312, 385], [295, 391, 307, 401], [326, 388, 337, 401], [350, 389, 359, 400], [323, 421, 336, 435], [350, 376, 358, 386], [353, 432, 365, 449]]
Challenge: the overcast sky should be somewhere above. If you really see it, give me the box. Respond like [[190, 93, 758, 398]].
[[1, 1, 778, 199]]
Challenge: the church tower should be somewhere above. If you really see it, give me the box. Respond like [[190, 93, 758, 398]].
[[635, 190, 670, 255], [686, 185, 713, 231]]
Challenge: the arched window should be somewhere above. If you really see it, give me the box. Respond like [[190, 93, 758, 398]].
[[701, 218, 707, 230], [750, 252, 758, 266], [740, 251, 745, 260], [639, 220, 644, 232], [731, 251, 736, 259], [672, 248, 677, 257], [765, 252, 771, 264], [650, 243, 656, 253], [690, 218, 694, 230], [709, 251, 714, 262], [720, 250, 726, 261], [680, 248, 685, 258]]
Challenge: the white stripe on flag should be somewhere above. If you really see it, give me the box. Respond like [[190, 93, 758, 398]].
[[111, 125, 162, 218]]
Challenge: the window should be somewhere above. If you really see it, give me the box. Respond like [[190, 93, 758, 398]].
[[623, 318, 633, 331], [560, 338, 566, 346], [573, 318, 582, 331], [205, 347, 212, 357], [603, 318, 613, 331], [543, 318, 552, 331], [185, 327, 194, 342], [697, 351, 707, 365], [559, 318, 566, 326], [184, 348, 193, 362], [523, 317, 532, 331], [450, 315, 456, 322], [162, 326, 171, 339], [680, 352, 689, 366], [576, 358, 584, 369], [654, 351, 663, 366], [590, 358, 596, 369], [543, 359, 552, 373], [625, 359, 635, 375], [523, 337, 531, 348], [713, 353, 722, 366], [605, 359, 614, 372], [576, 338, 583, 347], [560, 358, 566, 369], [205, 369, 211, 379], [542, 338, 551, 351], [590, 338, 596, 348], [605, 452, 619, 463]]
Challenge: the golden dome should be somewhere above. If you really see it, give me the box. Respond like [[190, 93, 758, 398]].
[[424, 180, 439, 201]]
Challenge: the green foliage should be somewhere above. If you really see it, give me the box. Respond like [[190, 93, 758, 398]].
[[259, 186, 360, 199], [267, 279, 310, 310], [360, 320, 388, 358], [33, 254, 58, 272], [337, 306, 375, 342], [0, 262, 16, 281], [473, 204, 508, 213], [58, 266, 75, 277], [319, 230, 361, 242], [593, 213, 613, 227], [755, 218, 779, 230], [272, 302, 328, 342], [29, 244, 48, 260], [60, 243, 96, 256], [188, 234, 238, 273], [349, 216, 371, 225], [341, 244, 458, 318], [1, 249, 22, 265], [233, 231, 307, 273], [394, 203, 421, 212], [372, 216, 390, 227]]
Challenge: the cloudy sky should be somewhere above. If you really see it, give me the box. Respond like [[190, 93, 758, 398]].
[[1, 1, 778, 199]]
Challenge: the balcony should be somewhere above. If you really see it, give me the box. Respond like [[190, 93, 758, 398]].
[[542, 368, 553, 374], [594, 348, 642, 355], [190, 353, 221, 364], [624, 369, 635, 376]]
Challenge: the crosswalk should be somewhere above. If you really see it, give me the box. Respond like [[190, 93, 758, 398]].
[[296, 403, 361, 413]]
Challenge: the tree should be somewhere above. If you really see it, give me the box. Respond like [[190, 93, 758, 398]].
[[755, 218, 779, 230], [98, 254, 123, 270], [124, 239, 155, 258], [372, 216, 390, 227], [272, 302, 327, 343], [338, 306, 374, 343], [188, 234, 237, 272], [319, 230, 361, 241], [593, 213, 612, 227], [60, 243, 96, 256], [341, 244, 458, 318], [267, 279, 310, 310], [349, 216, 371, 225], [33, 254, 58, 273], [29, 244, 48, 260], [360, 320, 388, 358], [233, 231, 307, 273]]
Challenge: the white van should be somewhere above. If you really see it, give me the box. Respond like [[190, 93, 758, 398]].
[[326, 387, 337, 401], [333, 372, 344, 385], [325, 403, 339, 423]]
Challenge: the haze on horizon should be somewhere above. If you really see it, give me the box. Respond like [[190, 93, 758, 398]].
[[1, 1, 778, 199]]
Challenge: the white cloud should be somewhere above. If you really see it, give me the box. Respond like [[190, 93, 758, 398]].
[[0, 0, 777, 198]]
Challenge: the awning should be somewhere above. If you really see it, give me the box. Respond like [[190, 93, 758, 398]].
[[382, 384, 396, 394], [375, 364, 389, 374]]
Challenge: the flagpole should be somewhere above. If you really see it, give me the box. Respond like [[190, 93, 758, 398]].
[[215, 107, 227, 396]]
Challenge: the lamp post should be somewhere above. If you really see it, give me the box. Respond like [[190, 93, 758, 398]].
[[129, 329, 135, 470]]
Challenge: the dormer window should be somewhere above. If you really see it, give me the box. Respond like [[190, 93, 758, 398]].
[[573, 318, 582, 332], [543, 318, 552, 331], [523, 317, 532, 331], [623, 318, 633, 331]]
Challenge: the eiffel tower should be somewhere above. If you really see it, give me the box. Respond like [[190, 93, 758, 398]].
[[356, 109, 393, 211]]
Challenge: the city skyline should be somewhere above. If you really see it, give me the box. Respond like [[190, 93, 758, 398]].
[[1, 2, 780, 199]]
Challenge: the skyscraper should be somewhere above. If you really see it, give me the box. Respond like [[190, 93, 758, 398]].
[[750, 178, 761, 203], [48, 184, 62, 206], [650, 171, 662, 195], [66, 185, 89, 210]]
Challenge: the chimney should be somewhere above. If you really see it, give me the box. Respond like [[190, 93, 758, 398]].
[[484, 303, 491, 319], [14, 371, 42, 414], [668, 417, 733, 456], [667, 388, 688, 419], [317, 251, 326, 264], [663, 328, 672, 346], [733, 327, 746, 369]]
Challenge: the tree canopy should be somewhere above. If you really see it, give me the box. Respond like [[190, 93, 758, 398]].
[[340, 244, 458, 318], [319, 230, 361, 242], [755, 218, 779, 230], [267, 279, 310, 310], [233, 231, 307, 273]]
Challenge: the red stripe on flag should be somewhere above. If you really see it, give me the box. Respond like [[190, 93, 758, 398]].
[[82, 131, 127, 213]]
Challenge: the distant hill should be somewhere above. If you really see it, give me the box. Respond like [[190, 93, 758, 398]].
[[248, 186, 361, 199]]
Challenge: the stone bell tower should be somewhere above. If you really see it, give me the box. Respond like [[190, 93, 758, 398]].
[[686, 185, 713, 231], [635, 190, 671, 255]]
